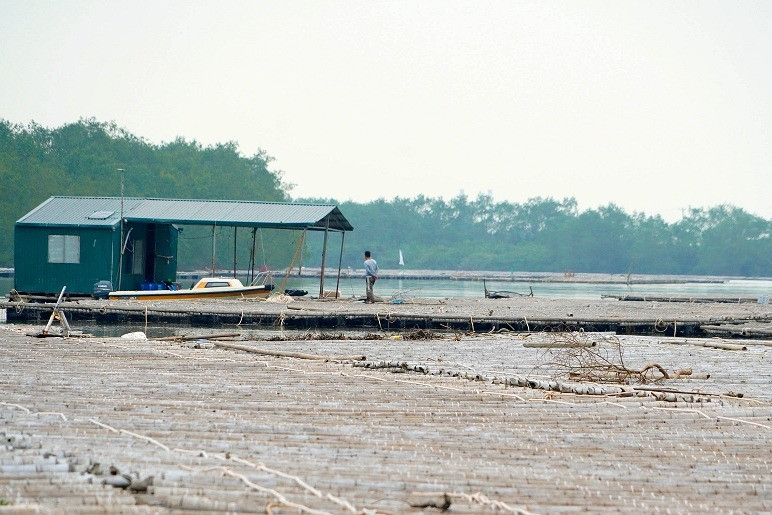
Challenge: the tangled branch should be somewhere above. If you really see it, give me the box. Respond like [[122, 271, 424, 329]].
[[538, 332, 670, 384]]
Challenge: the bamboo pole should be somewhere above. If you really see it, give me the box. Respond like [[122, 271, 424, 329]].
[[691, 341, 748, 351], [213, 341, 365, 361], [154, 332, 241, 342], [523, 341, 596, 348], [632, 386, 743, 398]]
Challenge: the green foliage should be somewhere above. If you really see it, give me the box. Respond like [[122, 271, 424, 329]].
[[3, 118, 768, 277], [0, 118, 292, 268], [297, 195, 771, 277]]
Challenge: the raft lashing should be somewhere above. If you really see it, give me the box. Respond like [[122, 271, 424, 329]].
[[3, 299, 768, 339]]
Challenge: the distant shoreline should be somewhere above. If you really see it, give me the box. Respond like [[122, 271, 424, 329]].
[[4, 269, 771, 289], [176, 268, 770, 285]]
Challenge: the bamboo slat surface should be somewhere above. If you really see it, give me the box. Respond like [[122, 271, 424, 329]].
[[1, 324, 770, 513]]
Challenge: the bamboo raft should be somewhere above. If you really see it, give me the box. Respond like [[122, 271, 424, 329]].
[[1, 326, 770, 513], [3, 294, 771, 339], [601, 293, 762, 303]]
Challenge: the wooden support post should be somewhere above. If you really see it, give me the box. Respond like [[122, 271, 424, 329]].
[[211, 224, 217, 277], [297, 229, 306, 275], [117, 168, 125, 290], [233, 226, 237, 278], [318, 217, 330, 298], [335, 231, 345, 298], [249, 227, 257, 284]]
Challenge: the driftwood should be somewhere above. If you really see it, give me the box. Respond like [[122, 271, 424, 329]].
[[213, 341, 365, 361], [154, 332, 241, 342]]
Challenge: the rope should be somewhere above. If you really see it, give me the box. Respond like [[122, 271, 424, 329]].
[[71, 413, 363, 512], [654, 318, 670, 332]]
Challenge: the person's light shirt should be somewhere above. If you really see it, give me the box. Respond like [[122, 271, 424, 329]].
[[364, 258, 378, 277]]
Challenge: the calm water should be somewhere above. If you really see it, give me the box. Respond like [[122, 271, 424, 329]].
[[283, 276, 772, 301], [2, 276, 770, 301]]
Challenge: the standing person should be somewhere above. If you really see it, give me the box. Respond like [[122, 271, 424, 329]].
[[364, 250, 378, 303]]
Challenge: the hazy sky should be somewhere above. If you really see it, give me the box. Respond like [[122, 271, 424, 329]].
[[1, 1, 770, 221]]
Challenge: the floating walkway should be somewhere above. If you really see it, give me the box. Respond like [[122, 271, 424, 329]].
[[3, 294, 771, 339], [602, 293, 762, 303]]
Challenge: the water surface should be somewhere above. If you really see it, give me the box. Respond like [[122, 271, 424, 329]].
[[2, 276, 770, 301]]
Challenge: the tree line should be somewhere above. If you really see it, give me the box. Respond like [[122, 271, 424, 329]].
[[299, 195, 771, 277], [1, 118, 769, 277]]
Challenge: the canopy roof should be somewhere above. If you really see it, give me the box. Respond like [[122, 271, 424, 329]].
[[17, 196, 353, 232]]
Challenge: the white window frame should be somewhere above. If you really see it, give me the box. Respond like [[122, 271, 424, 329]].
[[48, 235, 80, 264]]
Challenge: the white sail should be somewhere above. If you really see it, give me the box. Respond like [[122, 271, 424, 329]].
[[398, 249, 404, 266]]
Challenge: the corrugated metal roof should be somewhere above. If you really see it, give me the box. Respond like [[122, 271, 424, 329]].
[[16, 196, 353, 231], [15, 197, 141, 228]]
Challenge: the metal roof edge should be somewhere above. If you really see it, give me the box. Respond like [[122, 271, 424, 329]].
[[137, 197, 341, 209], [16, 196, 56, 224], [15, 222, 117, 229], [60, 196, 339, 208]]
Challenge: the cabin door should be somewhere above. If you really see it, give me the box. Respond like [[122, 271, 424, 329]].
[[144, 224, 157, 282]]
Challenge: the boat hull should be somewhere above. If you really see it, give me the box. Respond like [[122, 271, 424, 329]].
[[108, 285, 272, 301]]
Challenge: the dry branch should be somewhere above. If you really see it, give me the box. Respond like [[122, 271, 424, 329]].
[[538, 332, 673, 384], [213, 341, 365, 361]]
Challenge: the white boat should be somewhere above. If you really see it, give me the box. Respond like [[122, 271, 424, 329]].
[[108, 277, 273, 301]]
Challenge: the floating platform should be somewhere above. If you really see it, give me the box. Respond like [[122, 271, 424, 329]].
[[3, 294, 771, 339], [1, 325, 770, 513], [602, 293, 763, 303]]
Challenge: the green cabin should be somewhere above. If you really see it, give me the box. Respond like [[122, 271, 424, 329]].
[[15, 197, 178, 295], [14, 196, 353, 296]]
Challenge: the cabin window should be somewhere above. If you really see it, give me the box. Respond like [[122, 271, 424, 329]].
[[132, 239, 145, 274], [204, 281, 230, 288], [48, 235, 80, 264]]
